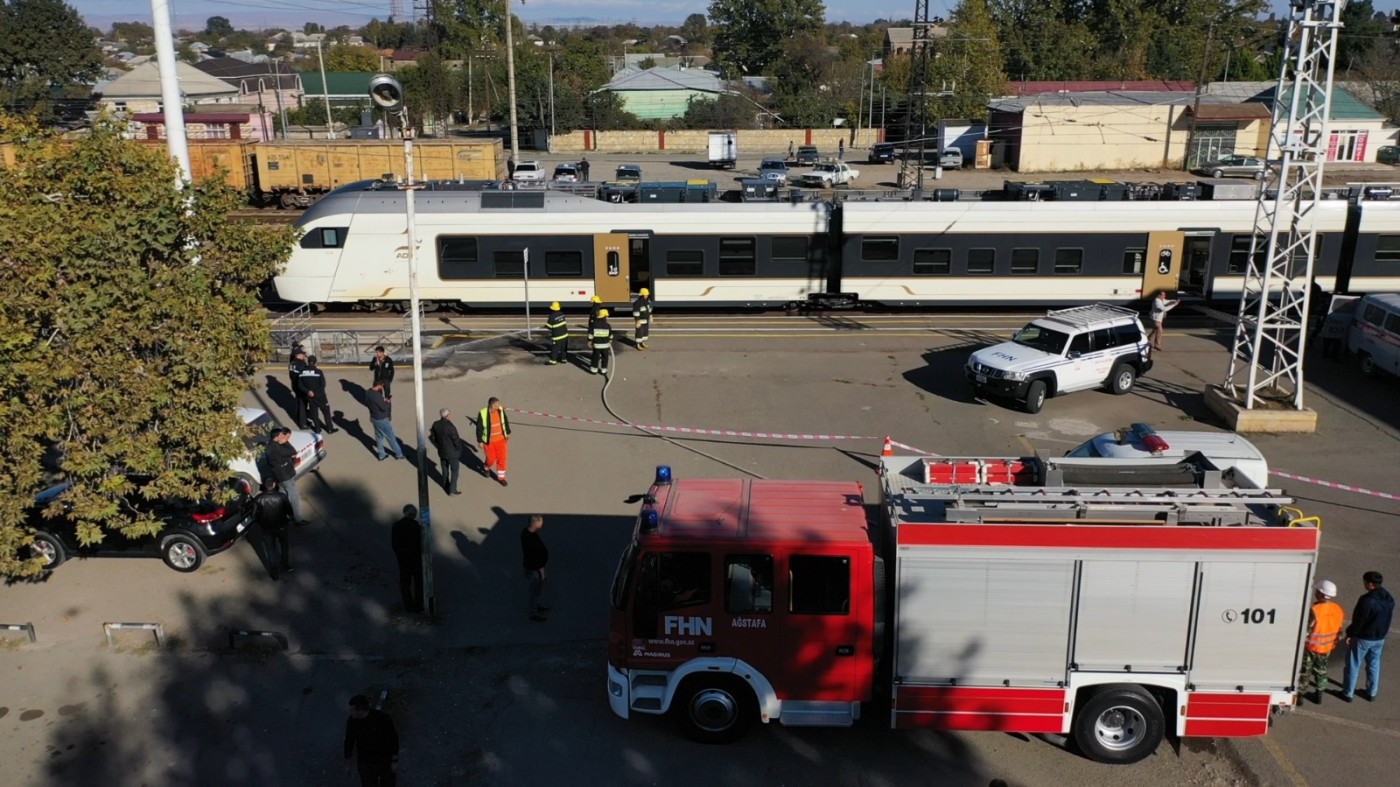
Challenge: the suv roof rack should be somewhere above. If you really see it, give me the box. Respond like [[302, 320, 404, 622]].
[[1039, 303, 1142, 330]]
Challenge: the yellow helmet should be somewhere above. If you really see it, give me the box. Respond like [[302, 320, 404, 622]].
[[591, 295, 602, 304], [640, 287, 650, 296], [549, 301, 560, 310], [598, 309, 610, 318]]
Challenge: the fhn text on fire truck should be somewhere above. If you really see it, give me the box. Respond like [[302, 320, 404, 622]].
[[606, 446, 1321, 764]]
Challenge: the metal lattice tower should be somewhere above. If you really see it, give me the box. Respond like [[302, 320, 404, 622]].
[[898, 0, 934, 193], [1222, 0, 1345, 410], [390, 0, 404, 21]]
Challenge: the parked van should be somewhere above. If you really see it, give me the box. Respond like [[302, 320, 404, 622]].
[[1348, 293, 1400, 378]]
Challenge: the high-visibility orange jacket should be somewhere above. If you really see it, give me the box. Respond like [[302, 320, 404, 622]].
[[1305, 600, 1344, 654]]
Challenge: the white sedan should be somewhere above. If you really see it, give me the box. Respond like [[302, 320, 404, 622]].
[[229, 407, 327, 492]]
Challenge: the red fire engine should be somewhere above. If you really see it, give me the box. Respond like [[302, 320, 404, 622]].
[[607, 448, 1321, 764]]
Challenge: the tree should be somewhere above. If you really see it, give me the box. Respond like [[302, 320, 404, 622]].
[[204, 15, 233, 39], [682, 93, 758, 128], [1337, 0, 1389, 72], [927, 0, 1007, 120], [0, 0, 104, 119], [325, 44, 381, 72], [708, 0, 826, 77], [109, 20, 155, 53], [0, 118, 296, 578], [681, 13, 711, 47]]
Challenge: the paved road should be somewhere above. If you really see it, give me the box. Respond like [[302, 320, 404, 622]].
[[2, 324, 1397, 785]]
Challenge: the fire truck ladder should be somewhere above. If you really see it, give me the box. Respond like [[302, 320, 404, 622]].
[[1221, 0, 1345, 410], [904, 486, 1298, 527]]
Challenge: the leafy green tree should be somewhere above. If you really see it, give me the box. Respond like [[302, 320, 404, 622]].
[[303, 22, 325, 35], [325, 44, 381, 72], [0, 0, 104, 119], [109, 21, 155, 53], [681, 93, 757, 128], [708, 0, 826, 77], [928, 0, 1007, 120], [990, 0, 1097, 81], [398, 51, 456, 131], [204, 16, 234, 39], [1337, 0, 1389, 72], [681, 13, 711, 46], [0, 118, 296, 578]]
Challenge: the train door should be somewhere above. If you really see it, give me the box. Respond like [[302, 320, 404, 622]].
[[628, 234, 652, 295], [1180, 234, 1214, 295], [1143, 231, 1185, 296], [593, 233, 630, 303]]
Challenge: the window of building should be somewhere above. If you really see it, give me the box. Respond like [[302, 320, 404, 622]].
[[912, 248, 951, 275], [772, 236, 809, 263], [1054, 248, 1083, 275], [718, 237, 756, 276], [1123, 248, 1146, 275], [1011, 248, 1039, 275], [544, 250, 583, 277], [725, 555, 774, 614], [967, 248, 995, 275], [862, 236, 900, 261], [1377, 235, 1400, 263], [437, 236, 478, 280], [789, 555, 851, 615], [493, 250, 525, 278], [666, 249, 704, 277]]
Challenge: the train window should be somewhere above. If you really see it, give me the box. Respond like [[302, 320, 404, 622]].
[[544, 251, 583, 277], [437, 236, 479, 280], [772, 236, 809, 263], [862, 236, 900, 262], [1054, 248, 1083, 275], [967, 248, 995, 275], [913, 248, 951, 275], [1377, 235, 1400, 263], [1228, 234, 1260, 274], [789, 555, 850, 616], [493, 250, 525, 278], [719, 237, 756, 276], [1123, 248, 1145, 275], [299, 227, 348, 249], [666, 250, 705, 277], [725, 555, 774, 614], [1011, 248, 1039, 275]]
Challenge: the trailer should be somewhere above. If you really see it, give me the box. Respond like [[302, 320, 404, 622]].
[[606, 456, 1320, 763], [708, 131, 738, 169]]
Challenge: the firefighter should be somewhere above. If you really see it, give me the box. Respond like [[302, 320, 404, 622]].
[[590, 309, 614, 375], [545, 302, 569, 365], [1300, 579, 1345, 704], [632, 287, 652, 350], [587, 295, 604, 333]]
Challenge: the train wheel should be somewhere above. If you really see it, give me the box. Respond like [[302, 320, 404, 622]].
[[278, 193, 297, 209]]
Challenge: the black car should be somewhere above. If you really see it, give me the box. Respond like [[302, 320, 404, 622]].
[[795, 145, 820, 166], [26, 478, 254, 573], [869, 143, 896, 164]]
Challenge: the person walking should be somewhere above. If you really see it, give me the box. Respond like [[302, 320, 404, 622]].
[[787, 140, 795, 160], [344, 695, 399, 787], [370, 346, 395, 401], [476, 397, 511, 486], [578, 157, 590, 182], [545, 302, 569, 364], [298, 355, 337, 433], [632, 288, 652, 350], [838, 138, 845, 160], [429, 408, 464, 495], [1148, 290, 1180, 352], [1299, 579, 1344, 703], [288, 345, 309, 428], [253, 478, 295, 579], [392, 504, 424, 612], [264, 429, 310, 526], [521, 514, 550, 622], [590, 308, 614, 375], [587, 295, 604, 334], [366, 384, 405, 461], [1342, 570, 1394, 702]]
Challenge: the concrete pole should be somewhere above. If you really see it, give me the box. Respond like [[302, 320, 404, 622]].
[[149, 0, 190, 186], [403, 125, 434, 615], [317, 40, 334, 139], [504, 0, 521, 167]]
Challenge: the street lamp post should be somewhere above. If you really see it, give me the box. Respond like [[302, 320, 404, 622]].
[[504, 0, 521, 168], [368, 73, 435, 616]]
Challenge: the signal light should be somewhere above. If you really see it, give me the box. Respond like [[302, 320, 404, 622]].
[[655, 465, 672, 486], [1130, 422, 1171, 454], [640, 509, 659, 533]]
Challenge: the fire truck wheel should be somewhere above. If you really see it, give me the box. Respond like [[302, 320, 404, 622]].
[[675, 677, 755, 744], [1071, 686, 1166, 764]]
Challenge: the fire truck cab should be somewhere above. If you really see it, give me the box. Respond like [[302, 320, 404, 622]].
[[607, 458, 1320, 764]]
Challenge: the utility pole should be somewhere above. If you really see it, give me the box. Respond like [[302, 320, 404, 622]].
[[504, 0, 521, 168], [1185, 21, 1217, 172], [316, 39, 334, 139], [898, 0, 935, 193], [149, 0, 190, 186]]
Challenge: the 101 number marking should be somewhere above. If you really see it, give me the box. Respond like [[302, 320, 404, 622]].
[[1237, 608, 1276, 624]]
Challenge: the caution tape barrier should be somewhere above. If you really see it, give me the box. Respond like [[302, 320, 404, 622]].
[[1273, 471, 1400, 503], [505, 408, 934, 455]]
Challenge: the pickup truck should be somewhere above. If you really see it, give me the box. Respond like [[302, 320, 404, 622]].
[[795, 161, 859, 187]]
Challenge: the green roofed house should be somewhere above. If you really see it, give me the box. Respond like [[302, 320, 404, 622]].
[[298, 72, 375, 106], [1197, 81, 1398, 165], [599, 65, 725, 120]]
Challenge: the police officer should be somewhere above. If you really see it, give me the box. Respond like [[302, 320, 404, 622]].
[[632, 287, 652, 350], [288, 345, 308, 427], [590, 309, 614, 375], [299, 355, 337, 433], [370, 346, 395, 400], [545, 302, 569, 364], [587, 295, 604, 334]]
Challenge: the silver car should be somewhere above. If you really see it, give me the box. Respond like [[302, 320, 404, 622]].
[[1198, 154, 1266, 180], [758, 157, 789, 184]]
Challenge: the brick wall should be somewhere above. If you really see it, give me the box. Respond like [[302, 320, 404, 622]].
[[549, 128, 885, 155]]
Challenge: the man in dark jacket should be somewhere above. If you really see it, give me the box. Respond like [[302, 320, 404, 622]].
[[521, 514, 550, 621], [1343, 570, 1394, 702], [392, 505, 423, 612], [366, 384, 404, 461], [429, 408, 464, 495], [298, 355, 338, 433], [253, 478, 294, 579], [288, 345, 308, 427], [370, 346, 395, 400], [344, 694, 399, 786], [264, 429, 309, 525]]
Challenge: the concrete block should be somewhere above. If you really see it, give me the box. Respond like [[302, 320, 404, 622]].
[[1203, 384, 1318, 433]]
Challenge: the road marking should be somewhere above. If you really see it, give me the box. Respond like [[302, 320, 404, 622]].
[[1259, 734, 1310, 787], [1014, 434, 1036, 455], [1293, 708, 1400, 739]]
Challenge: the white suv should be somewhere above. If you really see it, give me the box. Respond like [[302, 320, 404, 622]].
[[965, 304, 1153, 413], [511, 160, 545, 184]]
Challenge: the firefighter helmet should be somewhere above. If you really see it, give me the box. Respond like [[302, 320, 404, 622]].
[[1315, 580, 1337, 598], [640, 287, 650, 296], [591, 295, 602, 304], [550, 301, 560, 311], [598, 309, 610, 318]]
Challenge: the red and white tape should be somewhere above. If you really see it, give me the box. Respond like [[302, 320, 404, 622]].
[[506, 407, 933, 455], [1273, 470, 1400, 503]]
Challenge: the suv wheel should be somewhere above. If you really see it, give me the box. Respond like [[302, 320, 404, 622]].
[[1108, 364, 1137, 395], [1360, 353, 1377, 377], [29, 532, 66, 569], [161, 534, 206, 572], [1023, 380, 1048, 414]]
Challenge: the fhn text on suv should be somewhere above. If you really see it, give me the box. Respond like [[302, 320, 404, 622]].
[[965, 304, 1153, 414]]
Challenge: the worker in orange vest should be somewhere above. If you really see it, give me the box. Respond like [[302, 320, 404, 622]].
[[1300, 579, 1345, 704], [477, 397, 512, 487]]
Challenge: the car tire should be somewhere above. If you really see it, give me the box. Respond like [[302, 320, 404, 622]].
[[1108, 364, 1137, 395], [1360, 353, 1377, 377], [675, 677, 756, 744], [1211, 169, 1224, 178], [160, 534, 206, 573], [1253, 171, 1265, 180], [1023, 380, 1047, 414], [29, 531, 66, 569], [1071, 686, 1166, 764]]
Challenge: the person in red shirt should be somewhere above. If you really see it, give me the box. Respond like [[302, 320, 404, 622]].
[[476, 397, 511, 486]]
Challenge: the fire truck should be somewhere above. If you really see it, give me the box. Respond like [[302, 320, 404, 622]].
[[606, 447, 1321, 764]]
